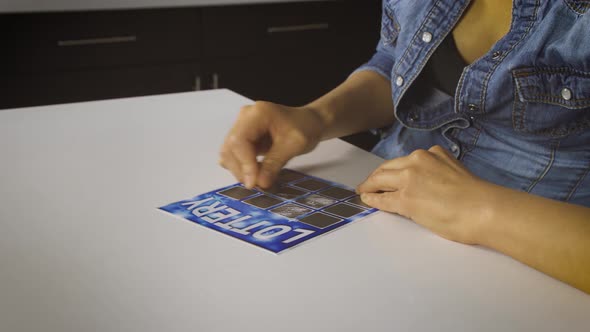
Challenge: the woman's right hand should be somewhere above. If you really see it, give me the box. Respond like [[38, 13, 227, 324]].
[[219, 101, 326, 189]]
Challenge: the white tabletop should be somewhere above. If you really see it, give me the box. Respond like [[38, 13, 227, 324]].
[[0, 90, 589, 332], [0, 0, 324, 13]]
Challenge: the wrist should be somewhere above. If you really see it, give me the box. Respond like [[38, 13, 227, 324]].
[[462, 180, 503, 246], [281, 104, 326, 149], [300, 103, 333, 140], [302, 102, 331, 127]]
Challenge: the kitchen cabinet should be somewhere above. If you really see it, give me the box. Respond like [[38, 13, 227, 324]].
[[1, 64, 201, 109], [201, 0, 379, 106], [1, 9, 202, 74], [0, 0, 381, 148]]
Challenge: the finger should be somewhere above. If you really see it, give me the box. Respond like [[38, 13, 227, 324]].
[[361, 191, 409, 217], [258, 137, 305, 188], [255, 134, 272, 156], [219, 148, 244, 184], [357, 168, 405, 193], [227, 133, 259, 188], [428, 145, 454, 160], [370, 149, 434, 176], [224, 106, 271, 187], [360, 159, 405, 187], [218, 146, 232, 171], [428, 145, 466, 171]]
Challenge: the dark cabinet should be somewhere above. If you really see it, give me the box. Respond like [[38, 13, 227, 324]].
[[1, 64, 200, 109], [206, 54, 362, 106], [1, 0, 380, 111], [202, 1, 377, 59], [201, 0, 380, 106], [1, 7, 204, 109], [1, 9, 202, 74], [0, 0, 382, 150]]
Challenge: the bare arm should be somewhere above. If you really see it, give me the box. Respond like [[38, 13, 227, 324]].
[[220, 70, 394, 188], [306, 70, 395, 140], [357, 146, 590, 294], [479, 183, 590, 293]]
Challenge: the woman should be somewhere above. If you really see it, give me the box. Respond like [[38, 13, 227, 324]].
[[219, 0, 590, 293]]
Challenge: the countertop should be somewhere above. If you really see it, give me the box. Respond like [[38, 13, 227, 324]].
[[1, 89, 589, 332]]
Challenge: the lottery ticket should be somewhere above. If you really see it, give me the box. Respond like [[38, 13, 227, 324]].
[[159, 169, 378, 254]]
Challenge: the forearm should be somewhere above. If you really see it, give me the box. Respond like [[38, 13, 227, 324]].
[[474, 182, 590, 293], [304, 70, 395, 140]]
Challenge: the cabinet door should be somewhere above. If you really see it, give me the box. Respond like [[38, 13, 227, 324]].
[[1, 63, 200, 109], [0, 9, 202, 75], [205, 53, 362, 106], [202, 0, 381, 60], [201, 0, 381, 106]]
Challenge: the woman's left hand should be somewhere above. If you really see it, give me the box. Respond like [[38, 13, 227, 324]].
[[357, 145, 493, 244]]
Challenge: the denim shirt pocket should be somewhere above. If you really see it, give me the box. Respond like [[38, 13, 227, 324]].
[[512, 67, 590, 137], [564, 0, 590, 14], [381, 2, 400, 46]]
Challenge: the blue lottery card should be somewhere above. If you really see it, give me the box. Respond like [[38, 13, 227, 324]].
[[159, 169, 378, 254]]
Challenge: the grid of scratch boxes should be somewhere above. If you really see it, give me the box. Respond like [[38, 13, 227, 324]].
[[159, 169, 378, 254]]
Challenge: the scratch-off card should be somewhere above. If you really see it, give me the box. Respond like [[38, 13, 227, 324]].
[[159, 169, 378, 254]]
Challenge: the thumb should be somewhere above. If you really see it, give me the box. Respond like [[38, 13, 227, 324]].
[[258, 140, 304, 188]]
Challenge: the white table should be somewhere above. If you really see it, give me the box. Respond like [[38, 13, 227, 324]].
[[1, 90, 589, 332]]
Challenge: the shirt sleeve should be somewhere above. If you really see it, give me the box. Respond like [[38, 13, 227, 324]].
[[351, 41, 395, 82]]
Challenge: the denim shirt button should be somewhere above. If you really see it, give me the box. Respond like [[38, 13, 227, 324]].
[[491, 51, 503, 59], [395, 75, 405, 87], [421, 31, 433, 43], [561, 88, 573, 101], [408, 112, 419, 122], [450, 144, 459, 154], [467, 104, 479, 112]]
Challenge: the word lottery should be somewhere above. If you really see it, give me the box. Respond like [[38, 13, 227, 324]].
[[159, 169, 378, 254]]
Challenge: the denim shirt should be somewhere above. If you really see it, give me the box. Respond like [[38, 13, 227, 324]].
[[355, 0, 590, 207]]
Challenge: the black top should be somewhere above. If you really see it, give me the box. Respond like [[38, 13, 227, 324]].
[[421, 33, 468, 96]]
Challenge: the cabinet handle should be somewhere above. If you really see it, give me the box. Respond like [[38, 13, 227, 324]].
[[212, 73, 219, 90], [57, 35, 137, 47], [194, 76, 202, 91], [267, 23, 330, 34]]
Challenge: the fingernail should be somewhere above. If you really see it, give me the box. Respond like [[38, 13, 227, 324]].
[[360, 193, 370, 201]]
